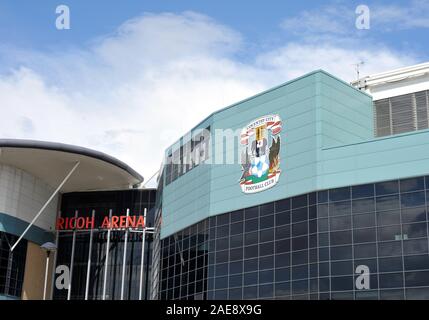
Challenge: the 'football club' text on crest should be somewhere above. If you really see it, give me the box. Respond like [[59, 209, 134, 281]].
[[240, 115, 282, 194]]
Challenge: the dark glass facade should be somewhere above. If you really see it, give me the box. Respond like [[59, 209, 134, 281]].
[[158, 176, 429, 300], [0, 232, 27, 298], [53, 189, 156, 300]]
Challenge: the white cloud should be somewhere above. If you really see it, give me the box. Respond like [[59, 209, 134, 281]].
[[0, 11, 419, 186], [281, 0, 429, 35]]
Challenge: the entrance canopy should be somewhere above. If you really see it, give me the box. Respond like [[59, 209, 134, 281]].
[[0, 139, 143, 192]]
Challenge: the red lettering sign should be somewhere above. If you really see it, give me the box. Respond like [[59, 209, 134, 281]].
[[56, 214, 145, 230]]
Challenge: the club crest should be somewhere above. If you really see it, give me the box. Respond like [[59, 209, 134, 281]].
[[239, 115, 282, 194]]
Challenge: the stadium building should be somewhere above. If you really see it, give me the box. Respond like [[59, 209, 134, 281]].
[[154, 62, 429, 300], [1, 62, 429, 300]]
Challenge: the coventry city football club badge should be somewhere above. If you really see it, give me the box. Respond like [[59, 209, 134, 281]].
[[239, 114, 282, 194]]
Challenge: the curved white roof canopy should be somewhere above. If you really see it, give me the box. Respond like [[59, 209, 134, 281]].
[[0, 139, 143, 192]]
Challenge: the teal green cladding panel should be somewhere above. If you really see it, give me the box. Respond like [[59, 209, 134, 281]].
[[160, 70, 429, 239]]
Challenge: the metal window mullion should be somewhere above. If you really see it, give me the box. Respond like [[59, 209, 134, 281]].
[[398, 184, 407, 300], [84, 210, 95, 300], [139, 208, 147, 300], [102, 209, 112, 300], [120, 208, 130, 300], [67, 210, 78, 300]]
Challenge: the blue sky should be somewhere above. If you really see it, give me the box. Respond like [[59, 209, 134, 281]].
[[0, 0, 428, 182]]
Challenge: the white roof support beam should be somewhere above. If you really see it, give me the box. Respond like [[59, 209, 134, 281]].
[[10, 161, 80, 252]]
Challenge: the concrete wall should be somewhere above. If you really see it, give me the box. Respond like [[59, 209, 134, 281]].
[[0, 164, 58, 233], [21, 241, 54, 300]]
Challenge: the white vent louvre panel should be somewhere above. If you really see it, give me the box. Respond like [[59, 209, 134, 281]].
[[374, 90, 429, 137]]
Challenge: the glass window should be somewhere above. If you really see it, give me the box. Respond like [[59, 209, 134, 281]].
[[292, 280, 308, 295], [230, 222, 243, 235], [275, 239, 290, 254], [229, 261, 243, 275], [292, 207, 308, 223], [230, 210, 244, 223], [319, 262, 329, 277], [318, 204, 329, 217], [318, 232, 329, 247], [404, 255, 429, 271], [353, 213, 375, 228], [400, 177, 425, 192], [292, 250, 308, 265], [292, 221, 308, 237], [229, 287, 242, 299], [376, 195, 400, 211], [354, 243, 377, 258], [245, 206, 259, 220], [275, 199, 290, 212], [243, 286, 257, 299], [376, 180, 399, 196], [402, 222, 428, 239], [319, 277, 330, 292], [260, 229, 274, 243], [403, 239, 428, 255], [276, 267, 292, 284], [259, 242, 274, 257], [352, 184, 374, 199], [244, 258, 258, 272], [376, 210, 401, 226], [319, 248, 329, 261], [243, 272, 258, 286], [330, 245, 352, 261], [330, 230, 352, 246], [309, 205, 317, 220], [380, 289, 404, 300], [259, 284, 274, 298], [405, 271, 429, 287], [229, 248, 243, 261], [405, 287, 429, 299], [259, 270, 274, 284], [378, 241, 402, 257], [329, 201, 351, 216], [244, 245, 258, 259], [275, 211, 291, 226], [260, 215, 274, 229], [330, 216, 351, 231], [377, 225, 402, 241], [331, 260, 353, 276], [216, 238, 229, 251], [401, 191, 425, 208], [275, 281, 290, 296], [329, 187, 351, 201], [215, 263, 229, 276], [352, 198, 375, 213], [275, 253, 290, 268], [379, 272, 403, 289], [331, 276, 353, 291], [275, 225, 290, 240], [292, 265, 308, 280], [244, 231, 258, 246], [292, 236, 308, 251], [401, 207, 426, 223], [230, 234, 243, 248], [217, 214, 229, 226], [259, 255, 274, 270], [318, 190, 328, 203], [318, 218, 328, 232], [379, 257, 403, 273], [260, 203, 274, 216], [216, 225, 229, 238], [244, 219, 258, 232], [292, 195, 308, 209]]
